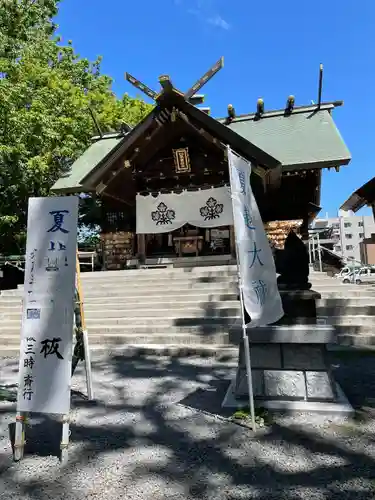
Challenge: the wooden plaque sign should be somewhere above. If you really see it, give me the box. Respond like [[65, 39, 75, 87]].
[[173, 147, 191, 173]]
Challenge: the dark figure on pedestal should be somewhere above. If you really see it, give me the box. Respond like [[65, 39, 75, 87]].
[[272, 230, 318, 324], [237, 230, 315, 325], [275, 230, 311, 291]]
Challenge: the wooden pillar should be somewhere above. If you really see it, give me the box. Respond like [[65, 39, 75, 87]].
[[137, 234, 146, 264], [300, 217, 309, 240]]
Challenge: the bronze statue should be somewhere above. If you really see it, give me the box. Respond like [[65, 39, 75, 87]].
[[275, 230, 311, 290]]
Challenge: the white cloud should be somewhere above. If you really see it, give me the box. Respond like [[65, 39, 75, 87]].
[[175, 0, 231, 30], [207, 14, 230, 30]]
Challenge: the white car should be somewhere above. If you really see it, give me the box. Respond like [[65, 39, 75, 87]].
[[335, 265, 361, 278], [352, 267, 375, 285], [342, 271, 356, 284]]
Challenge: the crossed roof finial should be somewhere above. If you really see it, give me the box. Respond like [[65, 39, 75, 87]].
[[125, 56, 224, 104]]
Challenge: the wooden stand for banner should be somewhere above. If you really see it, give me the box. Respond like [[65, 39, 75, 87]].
[[13, 251, 94, 463], [60, 414, 70, 465], [74, 254, 94, 400], [13, 412, 28, 461]]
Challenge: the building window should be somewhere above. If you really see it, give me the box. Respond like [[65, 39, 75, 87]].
[[345, 233, 353, 239], [346, 245, 353, 250], [359, 233, 364, 239], [358, 221, 364, 227], [344, 222, 352, 228]]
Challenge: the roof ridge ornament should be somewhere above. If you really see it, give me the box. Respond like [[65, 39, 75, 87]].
[[317, 64, 323, 109], [124, 57, 224, 104]]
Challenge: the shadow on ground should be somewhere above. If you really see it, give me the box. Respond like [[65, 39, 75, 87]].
[[1, 350, 375, 499]]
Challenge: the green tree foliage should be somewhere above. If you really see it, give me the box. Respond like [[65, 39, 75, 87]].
[[0, 0, 153, 254]]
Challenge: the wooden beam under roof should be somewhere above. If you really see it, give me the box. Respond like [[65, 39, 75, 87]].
[[175, 110, 276, 186], [175, 109, 225, 151], [102, 191, 133, 207], [130, 119, 186, 167]]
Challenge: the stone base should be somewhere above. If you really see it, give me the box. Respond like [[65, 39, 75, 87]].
[[226, 340, 353, 415], [222, 378, 353, 415]]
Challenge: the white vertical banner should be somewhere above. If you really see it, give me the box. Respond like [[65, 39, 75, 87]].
[[17, 196, 78, 414], [228, 149, 284, 327]]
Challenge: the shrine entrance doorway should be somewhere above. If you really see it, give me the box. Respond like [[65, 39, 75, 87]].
[[144, 224, 234, 259]]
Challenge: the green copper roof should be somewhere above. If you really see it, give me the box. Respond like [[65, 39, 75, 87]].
[[52, 102, 351, 194], [220, 105, 351, 170], [51, 136, 122, 193]]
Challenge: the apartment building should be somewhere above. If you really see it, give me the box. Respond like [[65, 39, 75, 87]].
[[310, 210, 375, 263]]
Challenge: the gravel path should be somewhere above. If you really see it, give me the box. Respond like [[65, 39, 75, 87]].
[[1, 350, 375, 499]]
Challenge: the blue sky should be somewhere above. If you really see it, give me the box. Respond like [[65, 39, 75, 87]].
[[56, 0, 374, 218]]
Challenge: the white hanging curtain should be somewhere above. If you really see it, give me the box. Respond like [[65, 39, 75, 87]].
[[136, 187, 233, 234]]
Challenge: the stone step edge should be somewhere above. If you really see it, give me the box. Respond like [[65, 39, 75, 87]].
[[1, 302, 375, 310], [13, 283, 368, 291], [3, 315, 375, 325], [15, 276, 340, 286], [2, 297, 375, 305], [0, 301, 375, 317], [4, 292, 375, 301], [0, 341, 375, 359], [3, 329, 375, 339], [0, 344, 240, 358], [3, 291, 375, 299], [0, 317, 240, 325], [5, 323, 375, 331], [2, 307, 375, 316], [10, 282, 375, 288], [317, 315, 375, 320], [5, 321, 375, 330]]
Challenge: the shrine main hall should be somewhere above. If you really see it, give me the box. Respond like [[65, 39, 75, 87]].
[[52, 59, 351, 269]]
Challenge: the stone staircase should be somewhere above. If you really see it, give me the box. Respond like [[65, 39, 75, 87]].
[[0, 265, 375, 356]]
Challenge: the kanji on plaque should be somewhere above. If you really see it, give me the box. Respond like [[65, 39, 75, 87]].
[[40, 338, 64, 360], [47, 210, 70, 234], [23, 374, 34, 401]]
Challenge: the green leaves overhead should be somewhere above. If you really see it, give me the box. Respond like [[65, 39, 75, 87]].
[[0, 0, 153, 254]]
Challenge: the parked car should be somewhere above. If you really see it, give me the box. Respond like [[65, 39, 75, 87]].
[[342, 271, 356, 284], [335, 265, 362, 278], [352, 266, 375, 285]]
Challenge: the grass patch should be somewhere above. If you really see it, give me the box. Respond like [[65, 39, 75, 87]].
[[232, 406, 269, 427], [0, 385, 17, 402]]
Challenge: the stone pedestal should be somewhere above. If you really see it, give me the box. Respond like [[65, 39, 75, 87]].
[[274, 289, 318, 324], [236, 340, 335, 401], [224, 290, 353, 415]]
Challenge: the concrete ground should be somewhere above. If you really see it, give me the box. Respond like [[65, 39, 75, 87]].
[[1, 349, 375, 499]]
